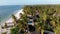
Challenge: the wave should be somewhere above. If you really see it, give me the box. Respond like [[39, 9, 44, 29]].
[[5, 9, 23, 23], [0, 5, 23, 24]]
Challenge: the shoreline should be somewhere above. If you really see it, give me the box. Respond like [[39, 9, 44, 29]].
[[6, 9, 23, 23], [0, 9, 23, 26]]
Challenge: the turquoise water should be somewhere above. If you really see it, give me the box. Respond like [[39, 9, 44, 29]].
[[0, 5, 23, 23]]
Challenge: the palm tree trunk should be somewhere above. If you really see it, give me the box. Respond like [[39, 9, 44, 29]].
[[41, 29, 44, 34], [41, 20, 45, 34]]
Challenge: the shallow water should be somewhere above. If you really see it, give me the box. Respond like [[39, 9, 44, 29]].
[[0, 5, 23, 23]]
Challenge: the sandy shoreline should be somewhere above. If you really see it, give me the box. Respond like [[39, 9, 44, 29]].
[[6, 9, 23, 23], [0, 9, 23, 26], [0, 9, 24, 34]]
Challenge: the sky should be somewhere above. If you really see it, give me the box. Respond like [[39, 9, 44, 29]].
[[0, 0, 60, 5]]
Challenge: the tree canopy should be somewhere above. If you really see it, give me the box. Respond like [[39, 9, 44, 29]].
[[11, 5, 60, 34]]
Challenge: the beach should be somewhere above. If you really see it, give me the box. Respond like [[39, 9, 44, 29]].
[[6, 9, 23, 23], [0, 5, 23, 24], [0, 9, 24, 34], [0, 9, 24, 26]]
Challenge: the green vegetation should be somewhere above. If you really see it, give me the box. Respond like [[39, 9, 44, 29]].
[[11, 5, 60, 34], [12, 14, 17, 25], [5, 23, 7, 28], [11, 26, 19, 34], [2, 32, 7, 34]]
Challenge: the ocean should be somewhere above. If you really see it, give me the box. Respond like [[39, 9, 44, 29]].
[[0, 5, 23, 23]]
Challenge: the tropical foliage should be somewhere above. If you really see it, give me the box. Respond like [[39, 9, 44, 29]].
[[2, 32, 7, 34], [11, 5, 60, 34]]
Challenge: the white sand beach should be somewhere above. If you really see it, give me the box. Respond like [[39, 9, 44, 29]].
[[0, 9, 24, 26], [0, 9, 24, 34], [6, 9, 24, 23]]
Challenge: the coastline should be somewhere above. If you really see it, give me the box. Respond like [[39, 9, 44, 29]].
[[6, 9, 23, 23], [0, 9, 23, 26]]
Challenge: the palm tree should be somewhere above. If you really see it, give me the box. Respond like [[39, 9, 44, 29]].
[[36, 22, 41, 34], [11, 14, 27, 34], [16, 13, 28, 34], [17, 19, 27, 34], [10, 26, 19, 34], [5, 23, 7, 28], [12, 14, 17, 25], [53, 16, 60, 34], [35, 14, 45, 34]]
